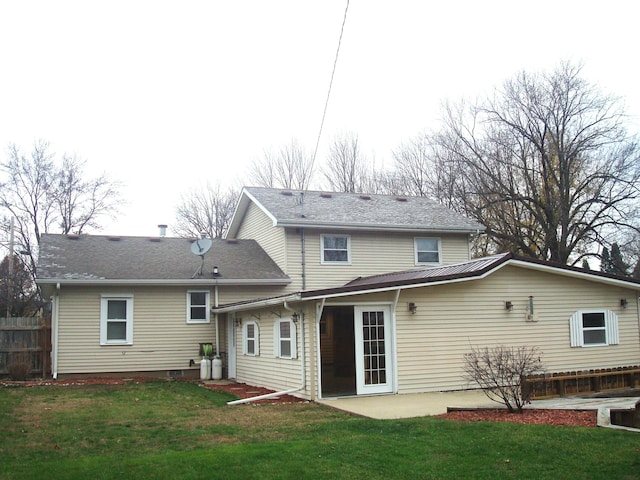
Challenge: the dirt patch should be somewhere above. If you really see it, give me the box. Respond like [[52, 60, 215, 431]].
[[1, 377, 306, 405], [439, 408, 597, 427]]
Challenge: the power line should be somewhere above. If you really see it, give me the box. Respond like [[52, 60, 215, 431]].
[[309, 0, 350, 177]]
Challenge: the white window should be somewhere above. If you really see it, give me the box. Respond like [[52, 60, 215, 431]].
[[243, 321, 259, 356], [100, 294, 133, 345], [187, 290, 210, 324], [415, 237, 441, 265], [569, 310, 619, 347], [321, 234, 351, 264], [274, 318, 297, 359]]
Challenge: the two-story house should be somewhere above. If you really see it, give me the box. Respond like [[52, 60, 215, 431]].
[[37, 187, 640, 401]]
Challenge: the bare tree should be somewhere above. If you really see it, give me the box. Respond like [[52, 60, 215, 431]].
[[391, 133, 432, 197], [173, 183, 239, 239], [427, 62, 640, 264], [53, 154, 122, 235], [322, 132, 372, 193], [0, 140, 123, 296], [247, 139, 314, 190]]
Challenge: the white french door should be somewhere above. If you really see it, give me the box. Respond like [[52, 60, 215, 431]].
[[354, 306, 393, 395]]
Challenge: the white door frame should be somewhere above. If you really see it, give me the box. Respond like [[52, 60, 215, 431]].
[[354, 304, 394, 395]]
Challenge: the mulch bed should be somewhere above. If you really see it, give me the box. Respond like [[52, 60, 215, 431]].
[[438, 408, 597, 427]]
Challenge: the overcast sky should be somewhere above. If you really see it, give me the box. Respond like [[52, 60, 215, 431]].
[[1, 1, 639, 237]]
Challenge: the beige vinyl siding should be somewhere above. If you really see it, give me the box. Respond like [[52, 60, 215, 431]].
[[217, 285, 293, 305], [235, 201, 286, 270], [289, 229, 471, 291], [57, 286, 220, 375], [233, 304, 313, 399], [394, 265, 640, 394]]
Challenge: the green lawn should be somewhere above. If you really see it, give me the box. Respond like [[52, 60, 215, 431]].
[[0, 381, 638, 479]]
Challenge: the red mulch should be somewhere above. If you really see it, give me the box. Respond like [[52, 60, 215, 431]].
[[438, 408, 597, 427]]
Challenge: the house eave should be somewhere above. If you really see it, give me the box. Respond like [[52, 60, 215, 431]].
[[36, 278, 292, 287], [276, 221, 484, 234]]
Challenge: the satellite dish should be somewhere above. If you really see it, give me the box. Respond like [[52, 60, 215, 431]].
[[191, 238, 212, 256]]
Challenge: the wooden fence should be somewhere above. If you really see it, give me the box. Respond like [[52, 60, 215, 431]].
[[523, 366, 640, 400], [0, 316, 51, 379]]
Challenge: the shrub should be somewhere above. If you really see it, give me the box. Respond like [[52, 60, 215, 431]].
[[463, 345, 543, 413]]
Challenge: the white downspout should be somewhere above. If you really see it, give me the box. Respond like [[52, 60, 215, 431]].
[[316, 298, 326, 399], [227, 301, 305, 405], [391, 288, 401, 394], [214, 285, 220, 357], [52, 283, 60, 379]]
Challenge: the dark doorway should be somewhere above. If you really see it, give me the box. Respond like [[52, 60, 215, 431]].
[[320, 306, 356, 396]]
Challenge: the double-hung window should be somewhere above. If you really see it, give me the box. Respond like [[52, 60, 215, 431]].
[[415, 237, 441, 265], [100, 294, 133, 345], [569, 310, 619, 347], [275, 318, 297, 359], [321, 234, 350, 264], [187, 290, 210, 323], [243, 321, 259, 356]]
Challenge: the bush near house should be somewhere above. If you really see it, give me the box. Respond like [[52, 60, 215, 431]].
[[464, 345, 544, 413]]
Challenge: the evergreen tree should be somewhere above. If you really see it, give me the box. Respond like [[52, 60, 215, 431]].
[[610, 243, 629, 277], [601, 247, 613, 274]]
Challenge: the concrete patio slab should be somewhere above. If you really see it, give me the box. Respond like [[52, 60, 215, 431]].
[[317, 390, 494, 419], [317, 390, 640, 432]]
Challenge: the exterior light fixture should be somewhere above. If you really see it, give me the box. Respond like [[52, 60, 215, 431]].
[[505, 301, 514, 311], [233, 317, 242, 327], [291, 312, 299, 323], [212, 266, 219, 276], [408, 302, 417, 314], [620, 298, 628, 309]]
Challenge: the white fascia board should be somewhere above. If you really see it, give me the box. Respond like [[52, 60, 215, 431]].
[[214, 293, 302, 314], [36, 278, 291, 287], [508, 259, 640, 291], [277, 221, 484, 234], [226, 189, 279, 239]]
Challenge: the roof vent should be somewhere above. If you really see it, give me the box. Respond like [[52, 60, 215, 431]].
[[158, 224, 167, 237], [395, 197, 408, 202], [66, 234, 80, 240], [281, 191, 294, 196], [149, 237, 161, 242], [226, 238, 238, 244], [320, 193, 332, 198], [359, 195, 371, 200], [108, 236, 121, 241]]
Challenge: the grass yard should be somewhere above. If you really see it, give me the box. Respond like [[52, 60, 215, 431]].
[[1, 381, 638, 479]]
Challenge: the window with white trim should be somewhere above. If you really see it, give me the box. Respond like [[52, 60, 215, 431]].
[[569, 310, 619, 347], [100, 294, 133, 345], [243, 321, 259, 356], [415, 237, 441, 265], [187, 290, 210, 323], [275, 318, 297, 359], [321, 234, 351, 264]]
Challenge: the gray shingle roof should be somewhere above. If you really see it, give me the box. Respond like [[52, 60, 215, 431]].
[[229, 187, 485, 236], [37, 234, 290, 283]]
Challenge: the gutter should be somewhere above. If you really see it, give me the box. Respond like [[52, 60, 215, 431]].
[[52, 282, 60, 379], [36, 278, 291, 287], [226, 300, 305, 405]]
